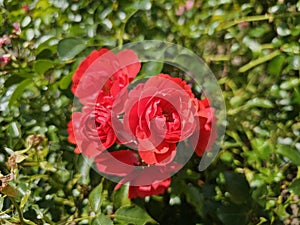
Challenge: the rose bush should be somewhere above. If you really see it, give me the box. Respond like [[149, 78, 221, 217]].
[[68, 48, 217, 198]]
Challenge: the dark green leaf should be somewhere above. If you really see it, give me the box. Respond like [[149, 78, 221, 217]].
[[8, 79, 33, 108], [277, 145, 300, 166], [33, 60, 55, 74], [140, 61, 163, 77], [115, 205, 158, 225], [223, 171, 250, 204], [57, 38, 86, 60], [288, 179, 300, 195], [89, 182, 103, 214], [59, 73, 73, 90], [217, 205, 248, 225], [246, 98, 274, 108], [112, 184, 130, 209], [185, 184, 204, 216], [92, 214, 113, 225], [268, 55, 285, 77]]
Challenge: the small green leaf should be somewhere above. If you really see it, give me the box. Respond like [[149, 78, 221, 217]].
[[8, 79, 33, 108], [185, 184, 204, 216], [115, 205, 158, 225], [288, 179, 300, 195], [223, 171, 250, 204], [112, 184, 130, 209], [20, 190, 31, 208], [268, 55, 285, 77], [57, 38, 86, 61], [7, 122, 21, 138], [246, 98, 274, 108], [277, 145, 300, 166], [217, 205, 248, 225], [33, 60, 55, 74], [92, 214, 113, 225], [140, 61, 163, 77], [89, 182, 103, 214], [277, 24, 291, 37], [59, 73, 73, 90], [21, 16, 31, 27]]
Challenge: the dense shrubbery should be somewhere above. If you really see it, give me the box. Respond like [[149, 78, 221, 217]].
[[0, 0, 299, 224]]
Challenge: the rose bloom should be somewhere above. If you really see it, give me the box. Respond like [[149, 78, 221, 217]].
[[69, 104, 116, 157], [114, 163, 180, 199], [72, 48, 141, 106], [190, 98, 217, 156], [127, 178, 171, 199], [94, 150, 140, 177], [94, 143, 181, 199], [71, 48, 109, 94], [121, 74, 197, 165]]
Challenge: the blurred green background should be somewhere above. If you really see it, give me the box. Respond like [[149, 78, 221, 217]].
[[0, 0, 299, 224]]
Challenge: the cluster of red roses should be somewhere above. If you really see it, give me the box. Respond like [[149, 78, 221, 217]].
[[68, 48, 216, 198]]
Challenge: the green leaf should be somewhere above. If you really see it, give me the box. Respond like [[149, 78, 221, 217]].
[[57, 38, 86, 61], [112, 184, 130, 209], [92, 214, 113, 225], [7, 121, 21, 138], [140, 61, 163, 77], [115, 205, 158, 225], [8, 78, 33, 108], [77, 157, 92, 185], [217, 205, 248, 225], [20, 190, 31, 208], [33, 60, 55, 75], [59, 73, 73, 90], [89, 182, 103, 214], [223, 171, 250, 204], [268, 55, 285, 77], [288, 179, 300, 195], [277, 145, 300, 166], [185, 184, 204, 216], [246, 98, 274, 108]]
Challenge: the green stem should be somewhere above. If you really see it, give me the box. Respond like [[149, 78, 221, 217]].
[[238, 50, 281, 73], [118, 9, 138, 48], [10, 197, 27, 225], [218, 12, 300, 30]]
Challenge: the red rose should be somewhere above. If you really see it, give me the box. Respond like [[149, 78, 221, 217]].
[[95, 150, 140, 176], [190, 98, 217, 156], [67, 113, 81, 154], [127, 178, 171, 198], [114, 164, 180, 198], [120, 74, 197, 165], [72, 105, 116, 157], [73, 49, 141, 106], [71, 48, 109, 94]]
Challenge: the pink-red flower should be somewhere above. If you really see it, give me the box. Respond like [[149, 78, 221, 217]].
[[0, 54, 11, 67], [127, 178, 171, 199], [0, 35, 11, 47], [72, 48, 141, 106], [114, 163, 180, 199], [67, 47, 218, 199], [121, 74, 197, 165], [69, 105, 116, 157], [71, 48, 109, 94], [190, 98, 217, 156]]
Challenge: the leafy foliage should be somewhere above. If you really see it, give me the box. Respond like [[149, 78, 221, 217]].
[[0, 0, 299, 224]]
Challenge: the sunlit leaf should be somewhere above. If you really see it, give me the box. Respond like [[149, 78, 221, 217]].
[[89, 182, 103, 214], [57, 38, 86, 61], [115, 205, 158, 225]]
